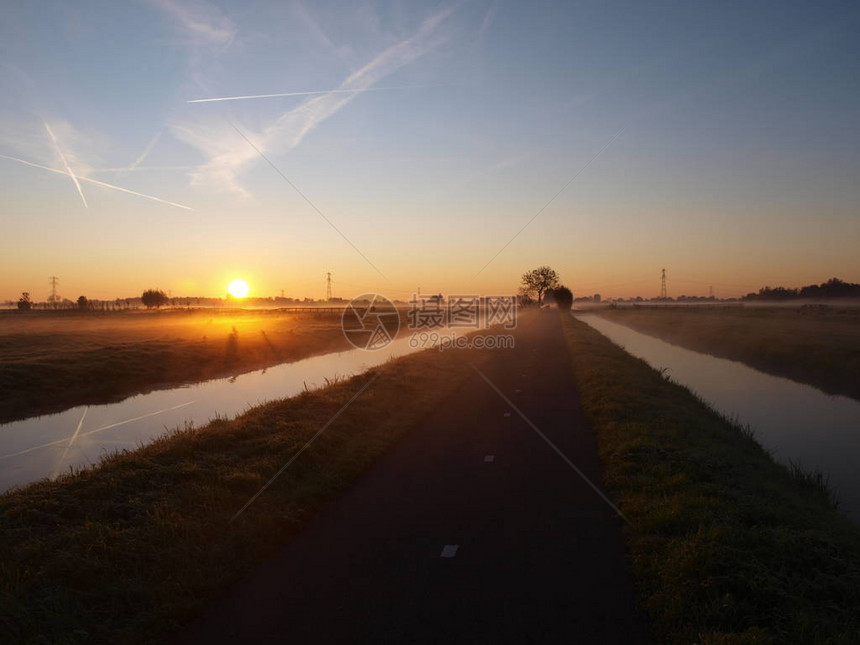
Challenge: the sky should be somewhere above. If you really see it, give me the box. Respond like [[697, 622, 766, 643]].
[[1, 0, 858, 302]]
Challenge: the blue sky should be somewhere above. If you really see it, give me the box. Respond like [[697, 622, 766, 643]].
[[1, 0, 858, 301]]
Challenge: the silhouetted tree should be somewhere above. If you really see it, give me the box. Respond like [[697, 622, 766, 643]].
[[517, 288, 536, 307], [549, 286, 573, 311], [141, 289, 169, 309], [17, 292, 32, 311], [77, 295, 88, 310], [521, 266, 560, 305]]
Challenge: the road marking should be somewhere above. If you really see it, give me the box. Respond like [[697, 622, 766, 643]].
[[503, 412, 511, 417], [484, 455, 495, 463], [440, 544, 459, 558], [471, 363, 631, 525], [515, 389, 522, 393]]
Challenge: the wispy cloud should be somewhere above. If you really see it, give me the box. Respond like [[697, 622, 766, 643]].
[[479, 1, 498, 39], [171, 6, 455, 194], [293, 1, 357, 68], [150, 0, 237, 92], [44, 120, 88, 208], [0, 115, 94, 176], [150, 0, 235, 47]]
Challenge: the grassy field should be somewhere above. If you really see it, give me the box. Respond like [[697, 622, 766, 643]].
[[595, 305, 860, 401], [0, 309, 350, 423], [0, 331, 500, 644], [562, 313, 860, 643]]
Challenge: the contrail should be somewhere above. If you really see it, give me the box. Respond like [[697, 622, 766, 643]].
[[0, 401, 197, 461], [90, 165, 197, 173], [128, 130, 162, 170], [187, 85, 418, 103], [53, 406, 88, 478], [79, 174, 194, 211], [0, 153, 194, 210], [43, 121, 88, 208]]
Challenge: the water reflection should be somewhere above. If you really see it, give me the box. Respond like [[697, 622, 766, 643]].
[[579, 313, 860, 521], [0, 335, 423, 492]]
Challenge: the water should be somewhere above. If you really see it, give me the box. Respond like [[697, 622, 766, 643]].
[[578, 313, 860, 521], [0, 335, 425, 492]]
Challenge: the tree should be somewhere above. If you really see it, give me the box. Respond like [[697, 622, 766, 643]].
[[77, 295, 89, 310], [517, 288, 536, 307], [141, 289, 169, 309], [17, 292, 32, 311], [521, 266, 560, 305], [549, 286, 573, 311]]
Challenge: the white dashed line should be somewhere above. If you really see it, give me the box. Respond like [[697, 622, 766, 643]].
[[484, 455, 495, 463], [503, 412, 511, 417], [440, 544, 459, 558]]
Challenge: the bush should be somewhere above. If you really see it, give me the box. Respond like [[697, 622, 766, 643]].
[[549, 286, 573, 311]]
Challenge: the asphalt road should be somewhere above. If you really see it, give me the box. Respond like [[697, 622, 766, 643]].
[[178, 312, 648, 643]]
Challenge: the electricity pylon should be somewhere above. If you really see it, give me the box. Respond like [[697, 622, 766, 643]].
[[48, 276, 60, 306]]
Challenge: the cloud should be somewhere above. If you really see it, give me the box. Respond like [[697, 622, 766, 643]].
[[171, 6, 455, 195], [150, 0, 238, 92], [170, 119, 258, 196], [0, 114, 95, 176], [479, 1, 498, 39], [293, 2, 357, 68], [150, 0, 236, 47], [0, 117, 189, 210], [44, 121, 88, 208]]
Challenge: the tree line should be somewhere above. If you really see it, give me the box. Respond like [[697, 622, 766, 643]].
[[743, 278, 860, 301]]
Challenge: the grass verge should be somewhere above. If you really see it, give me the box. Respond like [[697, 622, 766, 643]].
[[0, 340, 496, 644], [561, 313, 860, 643]]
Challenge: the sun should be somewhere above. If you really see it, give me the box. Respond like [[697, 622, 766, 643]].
[[227, 279, 250, 299]]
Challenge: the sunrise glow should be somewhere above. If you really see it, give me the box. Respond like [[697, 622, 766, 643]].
[[227, 279, 250, 299]]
